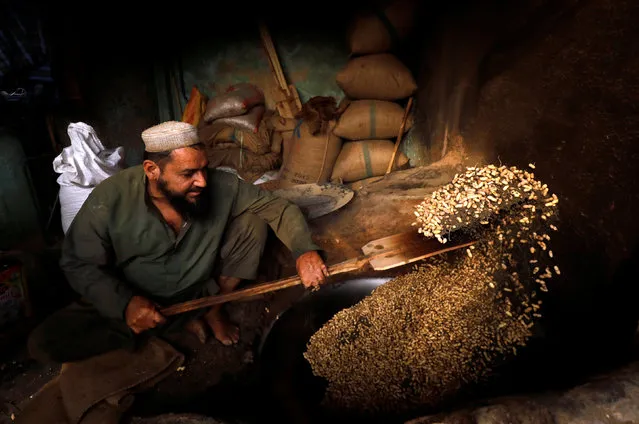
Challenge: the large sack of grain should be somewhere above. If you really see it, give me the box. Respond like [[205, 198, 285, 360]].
[[336, 53, 417, 100], [212, 104, 265, 133], [334, 100, 413, 140], [279, 120, 342, 188], [203, 83, 265, 122], [266, 115, 298, 132], [330, 139, 409, 183], [279, 130, 294, 174], [198, 121, 271, 155], [270, 131, 284, 154], [347, 0, 420, 55], [197, 121, 226, 144], [206, 147, 281, 183], [265, 113, 296, 155]]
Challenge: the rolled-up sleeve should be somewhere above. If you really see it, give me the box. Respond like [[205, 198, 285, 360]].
[[59, 196, 133, 320], [231, 180, 321, 259]]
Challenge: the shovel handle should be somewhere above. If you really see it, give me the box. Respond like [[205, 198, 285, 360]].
[[159, 256, 369, 316]]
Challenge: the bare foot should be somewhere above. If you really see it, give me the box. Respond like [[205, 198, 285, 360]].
[[205, 308, 240, 346], [184, 318, 208, 344]]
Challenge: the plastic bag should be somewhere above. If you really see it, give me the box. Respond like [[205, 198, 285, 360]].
[[53, 122, 124, 233]]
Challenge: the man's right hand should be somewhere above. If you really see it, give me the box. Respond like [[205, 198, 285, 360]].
[[125, 295, 166, 334]]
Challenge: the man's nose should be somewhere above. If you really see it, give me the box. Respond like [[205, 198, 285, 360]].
[[193, 170, 207, 188]]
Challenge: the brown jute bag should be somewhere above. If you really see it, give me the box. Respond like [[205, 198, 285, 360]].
[[266, 115, 298, 132], [347, 0, 420, 55], [200, 122, 271, 155], [206, 147, 281, 183], [330, 139, 410, 183], [333, 100, 414, 140], [336, 53, 417, 100], [279, 120, 342, 188]]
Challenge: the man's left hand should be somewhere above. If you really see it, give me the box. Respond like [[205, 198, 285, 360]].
[[296, 251, 329, 289]]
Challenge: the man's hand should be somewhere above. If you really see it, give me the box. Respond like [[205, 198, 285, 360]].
[[296, 251, 329, 289], [125, 295, 166, 334]]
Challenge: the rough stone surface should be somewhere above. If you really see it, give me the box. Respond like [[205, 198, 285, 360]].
[[406, 355, 639, 424]]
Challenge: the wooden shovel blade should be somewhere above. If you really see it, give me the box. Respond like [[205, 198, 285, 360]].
[[361, 230, 476, 271]]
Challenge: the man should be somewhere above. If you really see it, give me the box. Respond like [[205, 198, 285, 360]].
[[28, 121, 328, 363]]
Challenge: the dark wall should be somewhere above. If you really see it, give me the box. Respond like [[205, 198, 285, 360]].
[[40, 0, 385, 167], [459, 0, 639, 378]]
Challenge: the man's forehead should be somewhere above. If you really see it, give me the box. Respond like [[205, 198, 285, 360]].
[[165, 148, 208, 171]]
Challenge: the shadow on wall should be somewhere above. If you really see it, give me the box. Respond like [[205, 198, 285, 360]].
[[413, 0, 585, 164]]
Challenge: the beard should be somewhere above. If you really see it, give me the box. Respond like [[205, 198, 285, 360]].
[[157, 177, 211, 219]]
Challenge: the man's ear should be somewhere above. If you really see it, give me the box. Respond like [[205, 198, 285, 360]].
[[143, 160, 160, 181]]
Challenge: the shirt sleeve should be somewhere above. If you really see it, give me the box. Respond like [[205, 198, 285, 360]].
[[231, 179, 321, 259], [59, 194, 134, 321]]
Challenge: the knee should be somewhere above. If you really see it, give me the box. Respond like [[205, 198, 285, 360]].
[[229, 213, 268, 247]]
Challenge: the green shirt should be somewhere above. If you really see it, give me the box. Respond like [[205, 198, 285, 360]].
[[60, 166, 320, 320]]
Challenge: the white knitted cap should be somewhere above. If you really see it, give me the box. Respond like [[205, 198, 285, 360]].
[[141, 121, 199, 152]]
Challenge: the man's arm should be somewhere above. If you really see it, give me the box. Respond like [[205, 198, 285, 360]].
[[60, 199, 166, 332], [231, 180, 329, 287], [59, 199, 134, 320]]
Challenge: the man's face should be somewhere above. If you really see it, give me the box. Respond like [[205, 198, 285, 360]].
[[154, 146, 210, 216]]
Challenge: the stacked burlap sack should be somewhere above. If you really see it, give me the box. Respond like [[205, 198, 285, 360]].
[[346, 0, 420, 55], [196, 83, 283, 183], [276, 96, 348, 188], [328, 0, 420, 184]]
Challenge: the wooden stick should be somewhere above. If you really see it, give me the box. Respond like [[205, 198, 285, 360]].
[[160, 256, 367, 316], [259, 22, 289, 93], [441, 124, 450, 160], [160, 232, 476, 317], [385, 96, 414, 175]]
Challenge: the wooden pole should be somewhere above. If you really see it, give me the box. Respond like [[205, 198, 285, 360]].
[[385, 97, 414, 175], [160, 256, 365, 316], [258, 20, 302, 118]]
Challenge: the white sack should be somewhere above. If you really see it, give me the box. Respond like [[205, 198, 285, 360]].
[[59, 185, 93, 233], [53, 122, 124, 233]]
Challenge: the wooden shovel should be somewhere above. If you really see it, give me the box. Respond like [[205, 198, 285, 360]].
[[159, 231, 475, 316]]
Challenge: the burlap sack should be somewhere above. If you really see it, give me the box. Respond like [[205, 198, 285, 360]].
[[348, 0, 419, 55], [333, 100, 413, 140], [280, 130, 294, 170], [215, 142, 238, 150], [336, 53, 417, 100], [203, 83, 265, 122], [197, 121, 226, 144], [206, 147, 281, 183], [279, 120, 342, 187], [199, 122, 271, 155], [330, 139, 410, 183], [271, 131, 283, 154], [212, 104, 266, 133], [266, 115, 298, 132]]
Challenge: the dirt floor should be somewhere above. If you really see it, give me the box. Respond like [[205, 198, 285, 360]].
[[0, 268, 414, 424], [0, 287, 297, 424]]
